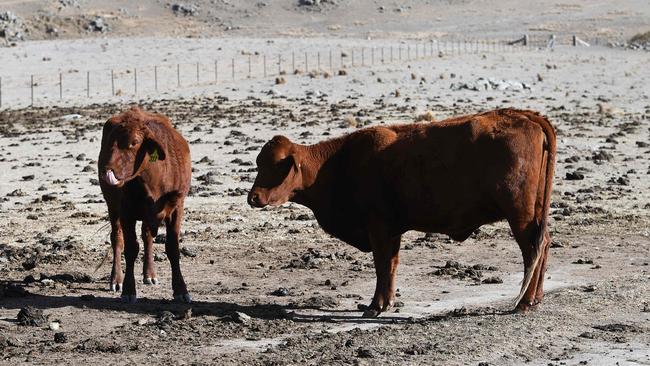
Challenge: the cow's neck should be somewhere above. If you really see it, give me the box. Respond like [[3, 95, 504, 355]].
[[292, 136, 346, 209]]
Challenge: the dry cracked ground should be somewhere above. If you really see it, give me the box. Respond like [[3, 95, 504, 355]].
[[1, 47, 650, 365]]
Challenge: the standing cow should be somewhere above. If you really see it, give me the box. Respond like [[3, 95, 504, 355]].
[[248, 108, 556, 317], [98, 106, 192, 303]]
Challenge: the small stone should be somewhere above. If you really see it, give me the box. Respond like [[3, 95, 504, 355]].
[[48, 322, 60, 331], [54, 332, 67, 343], [180, 246, 197, 257], [271, 287, 290, 296], [17, 306, 48, 326], [233, 311, 251, 324]]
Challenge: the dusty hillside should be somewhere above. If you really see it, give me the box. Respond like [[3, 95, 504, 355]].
[[1, 0, 649, 43]]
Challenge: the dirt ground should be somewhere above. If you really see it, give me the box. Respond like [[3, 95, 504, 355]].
[[1, 1, 650, 365], [1, 45, 650, 364]]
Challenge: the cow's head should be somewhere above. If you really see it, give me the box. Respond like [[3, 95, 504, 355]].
[[99, 107, 167, 187], [248, 135, 303, 207]]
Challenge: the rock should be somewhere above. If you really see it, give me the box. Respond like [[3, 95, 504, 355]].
[[87, 16, 110, 33], [171, 3, 199, 16], [565, 171, 585, 180], [271, 287, 290, 296], [482, 276, 503, 284], [233, 311, 251, 324], [180, 246, 197, 258], [6, 189, 25, 197], [49, 322, 60, 331], [356, 347, 374, 358], [17, 306, 48, 326], [54, 332, 67, 343], [415, 111, 436, 122]]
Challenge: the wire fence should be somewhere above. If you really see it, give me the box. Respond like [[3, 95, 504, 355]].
[[0, 34, 602, 110]]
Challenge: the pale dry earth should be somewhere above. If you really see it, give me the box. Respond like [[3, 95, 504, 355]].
[[0, 36, 649, 365]]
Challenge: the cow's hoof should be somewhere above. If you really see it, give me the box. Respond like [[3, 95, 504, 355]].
[[121, 294, 137, 304], [174, 293, 192, 304], [143, 277, 159, 285], [361, 308, 381, 318], [110, 283, 122, 292], [514, 300, 540, 313]]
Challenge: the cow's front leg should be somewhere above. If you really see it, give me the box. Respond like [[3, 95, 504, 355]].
[[120, 216, 139, 304], [141, 222, 158, 285], [363, 228, 401, 318], [109, 213, 124, 292], [166, 205, 191, 303]]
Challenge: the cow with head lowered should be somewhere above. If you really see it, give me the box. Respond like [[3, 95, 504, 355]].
[[249, 108, 556, 317], [98, 106, 192, 303]]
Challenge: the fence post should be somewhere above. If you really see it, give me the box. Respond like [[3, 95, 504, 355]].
[[329, 50, 332, 73], [340, 50, 344, 68], [59, 73, 63, 100], [351, 49, 355, 66], [196, 62, 200, 83], [524, 34, 529, 47], [381, 47, 384, 63], [304, 52, 308, 73], [154, 66, 158, 92], [371, 47, 374, 65], [30, 75, 34, 105], [398, 46, 402, 61], [177, 64, 181, 87], [248, 55, 252, 78], [111, 70, 115, 96], [134, 68, 137, 95], [361, 48, 365, 66], [87, 71, 90, 98]]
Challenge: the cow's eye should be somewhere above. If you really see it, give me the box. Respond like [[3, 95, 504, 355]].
[[129, 141, 137, 148]]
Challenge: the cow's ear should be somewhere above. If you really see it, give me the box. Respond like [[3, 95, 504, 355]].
[[143, 123, 167, 161], [143, 137, 166, 161], [288, 153, 301, 173]]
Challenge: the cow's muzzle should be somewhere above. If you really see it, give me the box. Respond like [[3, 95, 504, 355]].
[[247, 190, 267, 208]]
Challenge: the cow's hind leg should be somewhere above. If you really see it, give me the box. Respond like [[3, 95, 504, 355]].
[[166, 205, 191, 303], [362, 226, 401, 318], [141, 223, 158, 285], [120, 216, 139, 304], [109, 214, 124, 292], [509, 218, 547, 312]]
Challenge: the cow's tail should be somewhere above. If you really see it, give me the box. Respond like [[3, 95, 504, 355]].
[[513, 111, 556, 307]]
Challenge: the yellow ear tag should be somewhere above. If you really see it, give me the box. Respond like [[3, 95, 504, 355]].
[[149, 148, 159, 162]]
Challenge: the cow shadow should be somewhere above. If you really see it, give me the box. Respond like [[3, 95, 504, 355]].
[[0, 281, 411, 325]]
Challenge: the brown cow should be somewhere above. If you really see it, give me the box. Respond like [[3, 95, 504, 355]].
[[98, 106, 192, 303], [248, 108, 556, 317]]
